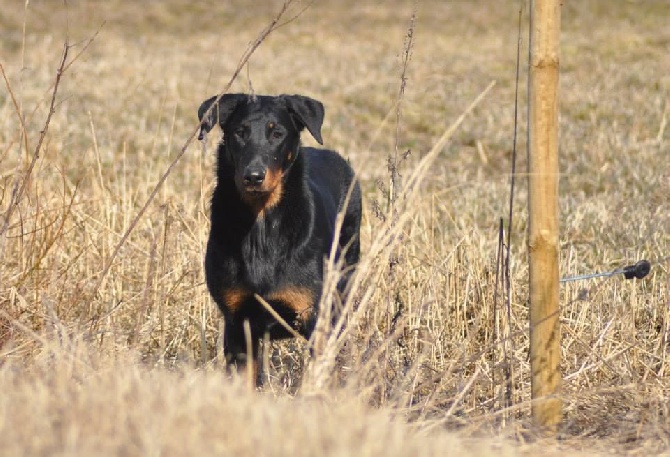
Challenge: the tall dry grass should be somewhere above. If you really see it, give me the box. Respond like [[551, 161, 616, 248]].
[[1, 0, 669, 455]]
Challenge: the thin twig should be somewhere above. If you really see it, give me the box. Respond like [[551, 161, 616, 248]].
[[0, 17, 103, 263], [500, 2, 525, 414], [493, 218, 505, 410], [0, 40, 70, 267], [243, 319, 255, 391], [0, 63, 30, 160], [1, 22, 104, 161], [89, 0, 304, 300], [254, 294, 308, 343], [389, 5, 416, 212]]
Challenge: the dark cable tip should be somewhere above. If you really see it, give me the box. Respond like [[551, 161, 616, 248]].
[[623, 260, 651, 280]]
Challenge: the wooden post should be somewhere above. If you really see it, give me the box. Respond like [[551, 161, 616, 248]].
[[528, 0, 561, 433]]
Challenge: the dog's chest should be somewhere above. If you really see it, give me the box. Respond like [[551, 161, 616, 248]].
[[239, 219, 291, 290], [235, 222, 320, 325]]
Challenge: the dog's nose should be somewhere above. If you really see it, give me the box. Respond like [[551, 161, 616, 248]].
[[243, 167, 266, 186]]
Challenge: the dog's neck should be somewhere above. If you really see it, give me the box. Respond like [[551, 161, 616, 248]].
[[213, 145, 315, 238], [239, 149, 316, 290]]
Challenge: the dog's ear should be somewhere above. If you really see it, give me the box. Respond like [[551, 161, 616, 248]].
[[281, 95, 325, 145], [197, 94, 245, 140]]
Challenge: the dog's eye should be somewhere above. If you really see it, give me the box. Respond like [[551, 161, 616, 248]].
[[233, 128, 245, 139], [271, 130, 283, 140]]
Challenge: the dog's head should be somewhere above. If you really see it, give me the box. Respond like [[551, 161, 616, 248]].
[[198, 94, 324, 207]]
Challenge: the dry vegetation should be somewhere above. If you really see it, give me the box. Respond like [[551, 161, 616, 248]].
[[1, 0, 669, 455]]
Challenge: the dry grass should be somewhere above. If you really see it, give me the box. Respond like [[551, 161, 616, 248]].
[[1, 0, 669, 455]]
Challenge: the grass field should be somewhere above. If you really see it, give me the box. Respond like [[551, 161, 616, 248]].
[[1, 0, 669, 455]]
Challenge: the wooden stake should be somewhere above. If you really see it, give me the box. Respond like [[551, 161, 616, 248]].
[[528, 0, 562, 433]]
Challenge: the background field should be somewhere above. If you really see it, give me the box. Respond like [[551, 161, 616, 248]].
[[1, 0, 669, 455]]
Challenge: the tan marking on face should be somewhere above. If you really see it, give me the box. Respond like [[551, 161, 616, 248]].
[[223, 287, 251, 314], [287, 151, 293, 162], [268, 121, 275, 129], [267, 286, 315, 328], [239, 167, 284, 218]]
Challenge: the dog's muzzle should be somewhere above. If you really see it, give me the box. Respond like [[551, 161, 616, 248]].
[[243, 165, 266, 188]]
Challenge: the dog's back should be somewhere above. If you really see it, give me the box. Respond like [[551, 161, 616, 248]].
[[305, 147, 360, 267]]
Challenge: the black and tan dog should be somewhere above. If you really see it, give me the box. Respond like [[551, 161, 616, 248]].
[[198, 93, 361, 383]]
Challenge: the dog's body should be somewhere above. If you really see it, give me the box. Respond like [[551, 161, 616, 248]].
[[198, 94, 361, 382]]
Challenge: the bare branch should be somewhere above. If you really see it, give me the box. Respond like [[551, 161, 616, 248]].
[[89, 0, 305, 300], [0, 40, 69, 257], [0, 63, 30, 160]]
